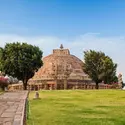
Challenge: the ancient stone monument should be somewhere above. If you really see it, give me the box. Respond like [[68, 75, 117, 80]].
[[118, 73, 123, 88], [29, 45, 92, 89]]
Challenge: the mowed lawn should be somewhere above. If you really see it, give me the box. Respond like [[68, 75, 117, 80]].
[[27, 90, 125, 125]]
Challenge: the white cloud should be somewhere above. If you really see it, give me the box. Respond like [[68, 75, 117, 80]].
[[0, 33, 125, 81]]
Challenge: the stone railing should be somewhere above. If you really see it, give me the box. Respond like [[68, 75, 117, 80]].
[[8, 83, 116, 91], [8, 84, 24, 91]]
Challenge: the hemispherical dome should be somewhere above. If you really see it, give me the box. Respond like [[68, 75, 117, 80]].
[[32, 45, 89, 80]]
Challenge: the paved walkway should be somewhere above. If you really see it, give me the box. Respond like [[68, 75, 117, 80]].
[[0, 91, 28, 125]]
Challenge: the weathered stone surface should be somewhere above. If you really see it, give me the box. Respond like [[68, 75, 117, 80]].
[[5, 108, 17, 112], [3, 118, 13, 122], [3, 121, 12, 125], [7, 102, 14, 106], [0, 118, 4, 122], [30, 45, 91, 83], [0, 91, 28, 125], [14, 114, 22, 119], [1, 113, 15, 118], [13, 120, 21, 125]]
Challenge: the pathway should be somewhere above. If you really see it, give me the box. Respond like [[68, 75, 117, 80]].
[[0, 91, 28, 125]]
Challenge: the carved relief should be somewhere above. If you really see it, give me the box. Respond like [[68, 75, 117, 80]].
[[30, 45, 91, 84]]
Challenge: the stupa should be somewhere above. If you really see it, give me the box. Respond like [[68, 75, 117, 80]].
[[29, 45, 92, 89]]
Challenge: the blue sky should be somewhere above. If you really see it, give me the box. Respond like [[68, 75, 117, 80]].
[[0, 0, 125, 36], [0, 0, 125, 80]]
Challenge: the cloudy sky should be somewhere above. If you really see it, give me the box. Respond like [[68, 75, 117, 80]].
[[0, 0, 125, 80]]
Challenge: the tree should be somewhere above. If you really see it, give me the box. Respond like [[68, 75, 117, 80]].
[[0, 76, 9, 90], [0, 47, 3, 71], [0, 42, 43, 90], [111, 76, 118, 83], [83, 50, 117, 89]]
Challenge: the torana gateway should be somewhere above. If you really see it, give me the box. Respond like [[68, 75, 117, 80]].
[[28, 44, 93, 90]]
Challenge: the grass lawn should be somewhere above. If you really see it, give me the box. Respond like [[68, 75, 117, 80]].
[[27, 90, 125, 125]]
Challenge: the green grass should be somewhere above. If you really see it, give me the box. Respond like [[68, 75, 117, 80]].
[[27, 90, 125, 125]]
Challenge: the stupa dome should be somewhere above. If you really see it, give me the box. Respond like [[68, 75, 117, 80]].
[[32, 45, 90, 81]]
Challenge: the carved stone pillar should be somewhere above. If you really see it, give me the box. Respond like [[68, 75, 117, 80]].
[[55, 79, 58, 90], [64, 79, 67, 90]]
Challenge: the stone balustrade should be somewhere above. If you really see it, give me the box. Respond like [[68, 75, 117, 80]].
[[8, 83, 115, 91]]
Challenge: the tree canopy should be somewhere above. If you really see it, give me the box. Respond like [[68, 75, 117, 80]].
[[83, 50, 117, 89], [0, 42, 43, 90]]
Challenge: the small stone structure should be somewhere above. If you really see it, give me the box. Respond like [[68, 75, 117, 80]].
[[34, 91, 40, 99]]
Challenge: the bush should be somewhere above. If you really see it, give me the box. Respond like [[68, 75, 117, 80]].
[[111, 82, 119, 89], [0, 76, 9, 90]]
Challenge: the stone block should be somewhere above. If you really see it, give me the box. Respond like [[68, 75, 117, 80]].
[[1, 113, 15, 118], [13, 120, 21, 125], [3, 121, 12, 125]]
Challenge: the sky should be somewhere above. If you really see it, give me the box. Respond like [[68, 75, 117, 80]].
[[0, 0, 125, 80]]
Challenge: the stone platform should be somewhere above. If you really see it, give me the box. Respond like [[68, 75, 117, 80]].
[[0, 91, 28, 125]]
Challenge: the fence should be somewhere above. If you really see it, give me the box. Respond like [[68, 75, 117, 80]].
[[8, 83, 116, 91]]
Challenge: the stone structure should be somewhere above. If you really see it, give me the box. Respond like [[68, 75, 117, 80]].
[[29, 45, 92, 90], [118, 73, 124, 88], [8, 83, 114, 91], [118, 73, 123, 84]]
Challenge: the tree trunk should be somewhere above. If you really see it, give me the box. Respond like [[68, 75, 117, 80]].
[[95, 82, 99, 89], [23, 83, 27, 90], [23, 79, 27, 90]]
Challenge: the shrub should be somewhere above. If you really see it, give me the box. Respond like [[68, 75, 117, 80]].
[[0, 76, 9, 90]]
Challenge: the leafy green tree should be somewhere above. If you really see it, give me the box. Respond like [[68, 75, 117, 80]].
[[101, 56, 117, 84], [111, 76, 118, 83], [0, 42, 43, 90], [83, 50, 117, 89], [0, 48, 3, 71]]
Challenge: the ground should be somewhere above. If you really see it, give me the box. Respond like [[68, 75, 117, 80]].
[[27, 90, 125, 125], [0, 89, 3, 94], [0, 91, 28, 125]]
